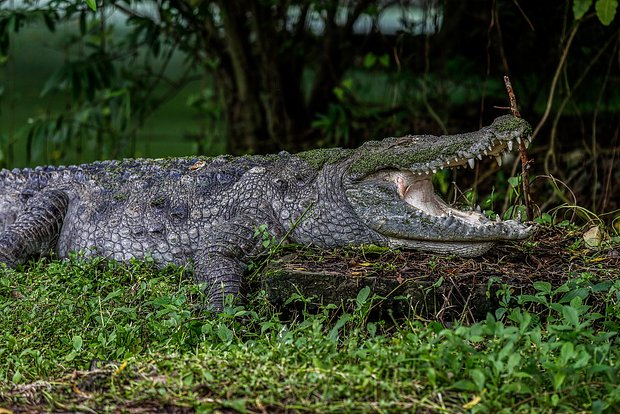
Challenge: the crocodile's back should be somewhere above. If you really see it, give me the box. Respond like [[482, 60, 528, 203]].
[[0, 155, 278, 264]]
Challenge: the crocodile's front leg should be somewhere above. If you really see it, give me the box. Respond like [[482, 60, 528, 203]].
[[0, 190, 69, 267], [194, 216, 269, 310]]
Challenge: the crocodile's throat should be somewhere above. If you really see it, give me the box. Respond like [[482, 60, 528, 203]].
[[359, 169, 491, 229], [395, 171, 483, 227]]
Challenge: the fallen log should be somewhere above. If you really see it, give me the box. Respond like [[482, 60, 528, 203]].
[[246, 227, 620, 321]]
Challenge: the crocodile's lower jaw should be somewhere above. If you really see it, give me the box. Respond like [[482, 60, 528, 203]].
[[346, 168, 533, 246]]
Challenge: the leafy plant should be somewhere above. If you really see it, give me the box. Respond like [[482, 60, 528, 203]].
[[574, 0, 618, 25], [1, 252, 620, 412], [254, 223, 279, 250]]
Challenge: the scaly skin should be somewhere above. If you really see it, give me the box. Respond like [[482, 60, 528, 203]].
[[0, 115, 533, 309]]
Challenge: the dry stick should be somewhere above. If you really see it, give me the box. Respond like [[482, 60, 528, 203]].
[[503, 75, 533, 221]]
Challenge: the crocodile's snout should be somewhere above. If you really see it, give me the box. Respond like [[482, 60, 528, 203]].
[[344, 115, 534, 254]]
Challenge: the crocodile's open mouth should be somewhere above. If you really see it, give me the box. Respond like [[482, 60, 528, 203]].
[[345, 132, 533, 254], [371, 133, 529, 224], [376, 170, 487, 227]]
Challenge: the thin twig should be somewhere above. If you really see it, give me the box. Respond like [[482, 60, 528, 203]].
[[504, 76, 521, 117], [510, 0, 535, 31], [533, 21, 580, 141], [545, 27, 617, 176], [591, 39, 619, 211], [504, 76, 533, 221]]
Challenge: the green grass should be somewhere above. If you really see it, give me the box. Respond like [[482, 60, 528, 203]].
[[1, 252, 620, 413]]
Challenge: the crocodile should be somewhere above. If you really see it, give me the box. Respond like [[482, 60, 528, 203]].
[[0, 115, 533, 309]]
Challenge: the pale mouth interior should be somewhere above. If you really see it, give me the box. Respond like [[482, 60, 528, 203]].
[[373, 170, 489, 226]]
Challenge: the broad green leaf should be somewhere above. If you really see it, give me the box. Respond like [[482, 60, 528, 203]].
[[452, 379, 478, 391], [471, 369, 486, 390], [560, 342, 575, 364], [328, 313, 350, 342], [553, 372, 566, 390], [426, 367, 436, 386], [562, 305, 580, 327], [507, 176, 521, 187], [573, 0, 593, 19], [222, 399, 248, 414], [12, 371, 23, 383], [592, 400, 605, 414], [595, 0, 618, 25], [72, 335, 83, 351], [85, 0, 97, 11], [333, 86, 345, 101], [363, 53, 377, 68], [573, 350, 592, 368], [518, 294, 546, 304], [355, 286, 371, 309], [379, 54, 390, 68], [506, 353, 521, 374], [216, 324, 233, 343], [533, 281, 552, 295], [559, 287, 589, 303], [498, 342, 515, 362], [591, 280, 613, 292]]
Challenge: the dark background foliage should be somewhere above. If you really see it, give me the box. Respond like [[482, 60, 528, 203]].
[[0, 0, 619, 220]]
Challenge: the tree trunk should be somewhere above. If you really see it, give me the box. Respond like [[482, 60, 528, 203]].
[[213, 0, 311, 155]]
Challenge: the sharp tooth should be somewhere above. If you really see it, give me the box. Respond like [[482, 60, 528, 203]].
[[516, 137, 522, 144], [477, 154, 482, 160], [483, 149, 488, 156], [496, 215, 501, 223], [475, 205, 482, 212], [488, 145, 493, 151], [495, 156, 502, 166], [432, 168, 437, 174], [524, 138, 530, 149], [507, 140, 513, 151], [454, 157, 459, 163], [468, 158, 475, 169]]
